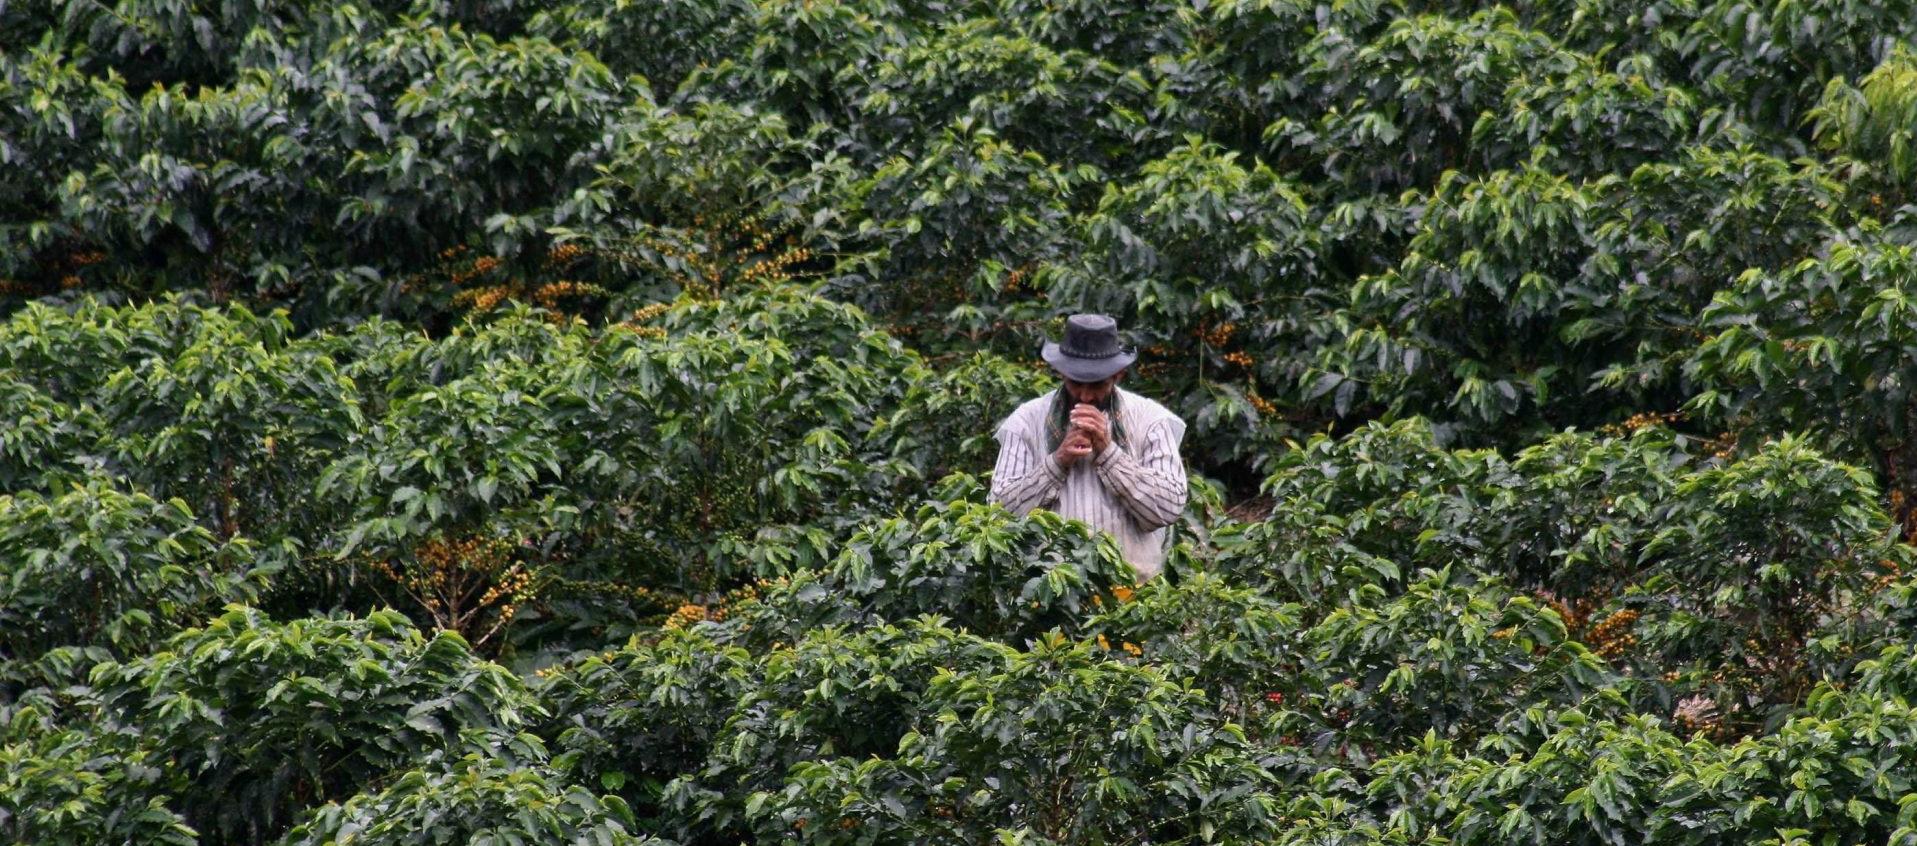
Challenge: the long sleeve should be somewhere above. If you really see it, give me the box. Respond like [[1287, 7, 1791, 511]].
[[1092, 416, 1187, 531], [989, 417, 1063, 514]]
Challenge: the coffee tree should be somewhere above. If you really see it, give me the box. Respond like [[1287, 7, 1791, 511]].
[[0, 694, 193, 846], [12, 0, 1917, 841], [0, 478, 259, 685], [281, 739, 664, 846], [88, 606, 538, 843]]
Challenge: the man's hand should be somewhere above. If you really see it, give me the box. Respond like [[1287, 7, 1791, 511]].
[[1054, 431, 1094, 468], [1070, 403, 1112, 454]]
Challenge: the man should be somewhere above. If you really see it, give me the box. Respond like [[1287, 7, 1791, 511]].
[[990, 314, 1188, 580]]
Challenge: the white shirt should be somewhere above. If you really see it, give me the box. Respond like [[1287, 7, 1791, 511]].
[[988, 387, 1189, 580]]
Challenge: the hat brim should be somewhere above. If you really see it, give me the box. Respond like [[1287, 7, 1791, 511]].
[[1041, 341, 1137, 382]]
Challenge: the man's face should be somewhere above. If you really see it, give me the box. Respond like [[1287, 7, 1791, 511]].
[[1064, 372, 1122, 406]]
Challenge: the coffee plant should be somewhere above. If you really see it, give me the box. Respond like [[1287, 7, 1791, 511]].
[[13, 0, 1917, 841]]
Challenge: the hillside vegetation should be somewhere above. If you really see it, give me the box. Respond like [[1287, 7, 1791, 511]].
[[9, 0, 1917, 843]]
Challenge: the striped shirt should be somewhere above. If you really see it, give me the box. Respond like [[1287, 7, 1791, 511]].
[[989, 387, 1189, 580]]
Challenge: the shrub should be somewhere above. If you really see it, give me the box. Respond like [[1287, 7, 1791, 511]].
[[88, 607, 538, 843], [731, 632, 1282, 843], [281, 735, 665, 846], [0, 477, 259, 676], [0, 691, 193, 846]]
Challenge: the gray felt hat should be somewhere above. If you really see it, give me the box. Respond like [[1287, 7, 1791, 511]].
[[1041, 314, 1138, 382]]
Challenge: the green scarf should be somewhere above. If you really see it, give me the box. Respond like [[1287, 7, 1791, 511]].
[[1045, 384, 1129, 455]]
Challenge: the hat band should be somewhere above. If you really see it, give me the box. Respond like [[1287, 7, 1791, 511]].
[[1060, 344, 1124, 359]]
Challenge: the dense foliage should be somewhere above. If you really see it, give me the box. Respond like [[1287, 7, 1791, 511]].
[[11, 0, 1917, 842]]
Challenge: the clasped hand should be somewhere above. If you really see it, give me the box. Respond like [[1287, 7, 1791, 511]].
[[1053, 404, 1112, 468]]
